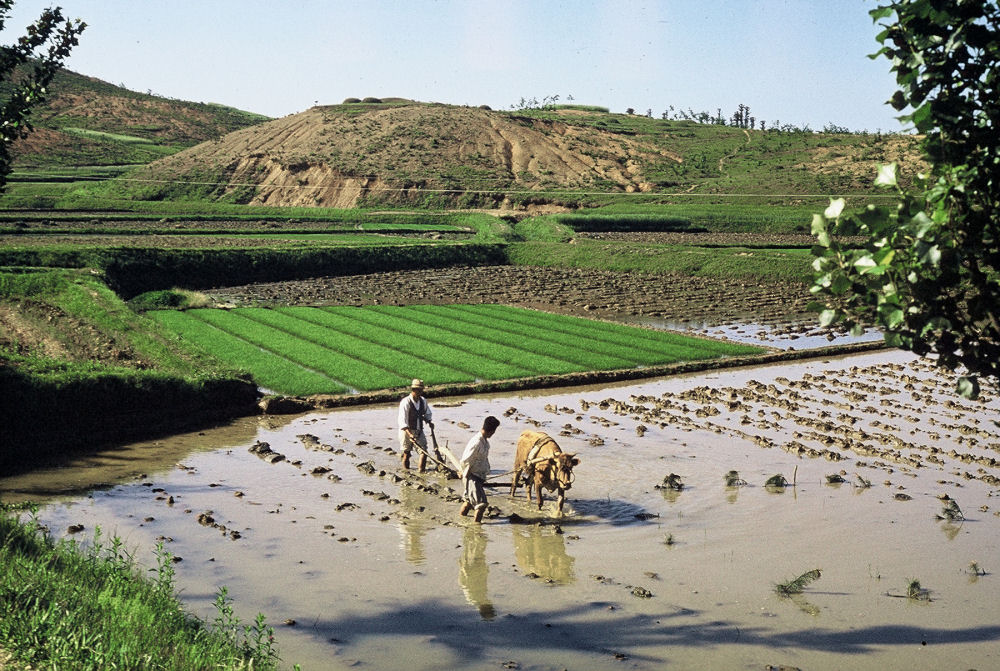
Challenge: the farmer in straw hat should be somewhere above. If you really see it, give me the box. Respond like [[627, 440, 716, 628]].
[[398, 378, 434, 471]]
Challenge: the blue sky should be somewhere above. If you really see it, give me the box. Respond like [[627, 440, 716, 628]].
[[3, 0, 904, 132]]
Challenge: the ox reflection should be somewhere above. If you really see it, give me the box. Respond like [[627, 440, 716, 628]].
[[512, 523, 576, 585]]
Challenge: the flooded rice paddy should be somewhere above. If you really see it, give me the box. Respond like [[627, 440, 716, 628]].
[[3, 350, 1000, 670]]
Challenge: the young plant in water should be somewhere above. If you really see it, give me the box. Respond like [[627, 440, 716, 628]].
[[967, 561, 987, 577], [854, 474, 872, 489], [775, 569, 822, 596], [655, 473, 684, 491], [764, 474, 788, 488], [825, 473, 846, 484], [724, 470, 747, 487], [936, 496, 964, 521], [906, 578, 931, 601]]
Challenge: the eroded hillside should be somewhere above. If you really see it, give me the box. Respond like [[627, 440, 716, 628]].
[[111, 101, 925, 209]]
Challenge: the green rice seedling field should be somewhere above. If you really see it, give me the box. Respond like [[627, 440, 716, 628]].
[[151, 310, 346, 395], [154, 305, 764, 395]]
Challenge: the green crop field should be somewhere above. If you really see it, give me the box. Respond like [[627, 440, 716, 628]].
[[153, 305, 764, 394]]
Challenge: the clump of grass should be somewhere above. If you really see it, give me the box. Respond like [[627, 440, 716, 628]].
[[0, 507, 281, 670], [936, 496, 964, 521], [663, 533, 676, 546], [724, 470, 747, 487], [655, 473, 684, 490], [967, 561, 987, 577], [775, 569, 822, 596], [128, 288, 210, 312], [854, 474, 872, 488], [906, 578, 931, 601], [764, 474, 788, 488], [825, 473, 846, 484]]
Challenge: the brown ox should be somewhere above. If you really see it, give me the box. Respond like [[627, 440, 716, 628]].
[[510, 430, 580, 514]]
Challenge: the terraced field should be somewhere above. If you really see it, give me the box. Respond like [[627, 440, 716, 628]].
[[153, 305, 763, 394]]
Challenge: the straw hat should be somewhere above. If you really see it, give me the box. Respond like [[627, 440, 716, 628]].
[[410, 378, 425, 389]]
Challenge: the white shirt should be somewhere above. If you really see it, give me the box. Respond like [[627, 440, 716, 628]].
[[398, 394, 432, 433], [460, 431, 490, 480]]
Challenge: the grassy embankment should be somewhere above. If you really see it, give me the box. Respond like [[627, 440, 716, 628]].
[[0, 503, 280, 670], [0, 269, 258, 472]]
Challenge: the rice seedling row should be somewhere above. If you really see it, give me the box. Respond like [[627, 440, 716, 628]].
[[435, 303, 714, 365], [406, 304, 654, 370], [461, 304, 761, 359], [186, 309, 409, 391], [366, 306, 587, 375], [234, 308, 473, 386], [151, 311, 346, 395], [284, 306, 538, 380]]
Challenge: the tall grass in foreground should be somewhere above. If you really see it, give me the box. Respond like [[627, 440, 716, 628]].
[[0, 504, 280, 670]]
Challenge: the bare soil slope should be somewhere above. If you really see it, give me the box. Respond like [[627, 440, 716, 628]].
[[124, 101, 924, 209], [128, 103, 674, 208]]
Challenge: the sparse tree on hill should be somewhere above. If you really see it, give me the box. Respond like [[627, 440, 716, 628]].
[[0, 1, 85, 191], [811, 0, 1000, 397]]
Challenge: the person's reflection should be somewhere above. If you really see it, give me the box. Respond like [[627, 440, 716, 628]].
[[512, 523, 575, 585], [396, 485, 430, 565], [458, 525, 495, 619]]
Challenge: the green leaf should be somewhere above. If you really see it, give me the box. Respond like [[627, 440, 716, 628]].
[[870, 6, 894, 20], [920, 244, 942, 266], [805, 300, 826, 313], [957, 376, 980, 400], [912, 211, 934, 238], [890, 90, 908, 111], [824, 198, 846, 220], [874, 163, 898, 187], [879, 305, 904, 329], [910, 102, 933, 131], [830, 273, 853, 295], [819, 309, 838, 327], [854, 255, 878, 273], [811, 213, 828, 235]]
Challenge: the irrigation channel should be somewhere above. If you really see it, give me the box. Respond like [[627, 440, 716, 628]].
[[3, 347, 1000, 670]]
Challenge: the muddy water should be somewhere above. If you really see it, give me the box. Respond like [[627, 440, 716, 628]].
[[3, 351, 1000, 670]]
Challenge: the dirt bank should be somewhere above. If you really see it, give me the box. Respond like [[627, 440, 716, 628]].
[[206, 264, 817, 327]]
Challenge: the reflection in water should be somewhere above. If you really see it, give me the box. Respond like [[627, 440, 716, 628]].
[[458, 526, 494, 620], [512, 524, 575, 585], [939, 520, 963, 541], [660, 488, 683, 504], [396, 485, 431, 565]]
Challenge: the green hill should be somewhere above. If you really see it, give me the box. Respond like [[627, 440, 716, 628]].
[[3, 67, 270, 167]]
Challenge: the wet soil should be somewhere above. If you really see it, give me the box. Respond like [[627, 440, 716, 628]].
[[4, 351, 999, 670]]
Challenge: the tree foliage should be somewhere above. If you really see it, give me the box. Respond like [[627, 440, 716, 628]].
[[810, 0, 999, 397], [0, 0, 85, 190]]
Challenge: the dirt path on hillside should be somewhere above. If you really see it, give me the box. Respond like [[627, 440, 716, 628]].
[[206, 265, 817, 331]]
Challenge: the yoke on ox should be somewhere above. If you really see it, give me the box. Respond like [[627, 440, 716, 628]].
[[510, 430, 580, 514]]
